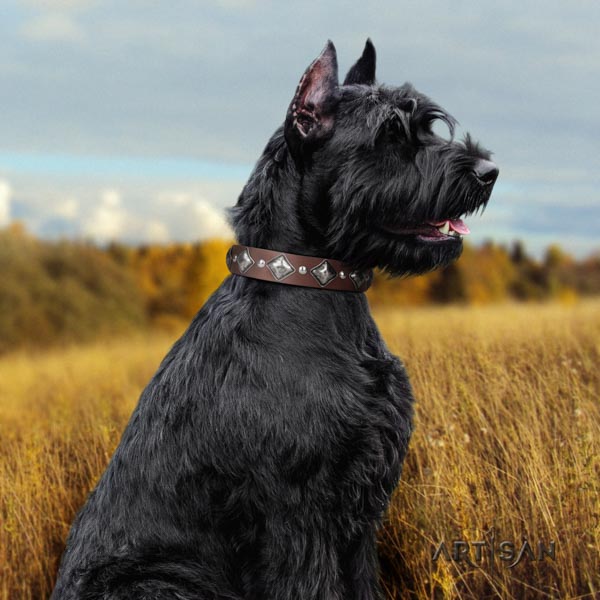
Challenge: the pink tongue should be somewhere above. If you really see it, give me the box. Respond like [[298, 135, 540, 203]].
[[428, 219, 471, 234], [449, 219, 470, 234]]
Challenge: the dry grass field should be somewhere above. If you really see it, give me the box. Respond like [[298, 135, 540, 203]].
[[0, 300, 598, 599]]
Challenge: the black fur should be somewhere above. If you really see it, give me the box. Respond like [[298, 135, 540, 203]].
[[52, 40, 497, 599]]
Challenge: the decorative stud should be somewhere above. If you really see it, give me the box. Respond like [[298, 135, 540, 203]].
[[311, 260, 337, 287], [257, 259, 266, 268], [237, 248, 254, 273], [339, 271, 346, 279], [267, 254, 295, 280], [349, 270, 370, 290], [232, 255, 238, 262], [299, 266, 307, 275]]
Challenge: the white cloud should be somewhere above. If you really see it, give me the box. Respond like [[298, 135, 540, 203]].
[[53, 197, 79, 219], [83, 189, 126, 242], [101, 189, 120, 208], [157, 191, 193, 207], [144, 219, 170, 243], [156, 191, 234, 240], [0, 180, 12, 227], [193, 199, 233, 239]]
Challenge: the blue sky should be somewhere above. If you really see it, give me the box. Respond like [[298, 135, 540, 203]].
[[0, 1, 598, 257]]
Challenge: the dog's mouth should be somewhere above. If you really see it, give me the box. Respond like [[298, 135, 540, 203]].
[[382, 218, 470, 242]]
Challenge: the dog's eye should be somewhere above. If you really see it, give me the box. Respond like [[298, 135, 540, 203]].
[[386, 119, 404, 139], [379, 115, 409, 143]]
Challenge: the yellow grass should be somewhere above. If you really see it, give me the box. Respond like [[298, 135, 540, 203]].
[[0, 300, 598, 599]]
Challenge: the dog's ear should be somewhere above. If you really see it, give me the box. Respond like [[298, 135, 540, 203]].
[[343, 39, 376, 86], [285, 41, 339, 154]]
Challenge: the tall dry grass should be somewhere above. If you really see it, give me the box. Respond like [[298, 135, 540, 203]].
[[377, 300, 599, 599], [0, 301, 598, 599], [0, 333, 174, 599]]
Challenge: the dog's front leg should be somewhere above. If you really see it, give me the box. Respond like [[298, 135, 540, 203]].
[[340, 523, 386, 600], [246, 512, 384, 600], [248, 510, 348, 600]]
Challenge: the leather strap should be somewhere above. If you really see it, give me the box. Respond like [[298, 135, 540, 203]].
[[226, 244, 373, 292]]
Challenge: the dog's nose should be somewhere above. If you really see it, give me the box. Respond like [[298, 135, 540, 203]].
[[473, 159, 499, 184]]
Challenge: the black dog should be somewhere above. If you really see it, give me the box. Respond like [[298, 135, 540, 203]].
[[52, 40, 498, 599]]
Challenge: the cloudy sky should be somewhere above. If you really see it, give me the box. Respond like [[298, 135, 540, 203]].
[[0, 1, 598, 257]]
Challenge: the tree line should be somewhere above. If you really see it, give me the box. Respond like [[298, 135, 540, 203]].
[[1, 223, 598, 352]]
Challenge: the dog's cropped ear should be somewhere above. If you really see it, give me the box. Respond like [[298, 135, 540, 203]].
[[285, 41, 339, 155], [343, 39, 376, 86]]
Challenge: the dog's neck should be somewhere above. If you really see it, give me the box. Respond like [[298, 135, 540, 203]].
[[228, 130, 333, 258], [226, 131, 374, 293], [226, 244, 373, 292]]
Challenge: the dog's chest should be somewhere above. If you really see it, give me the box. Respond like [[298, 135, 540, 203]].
[[249, 293, 414, 512]]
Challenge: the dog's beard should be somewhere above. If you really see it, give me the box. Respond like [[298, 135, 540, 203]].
[[325, 221, 464, 277], [375, 234, 464, 277]]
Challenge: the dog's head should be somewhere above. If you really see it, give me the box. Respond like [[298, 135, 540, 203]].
[[231, 40, 498, 277]]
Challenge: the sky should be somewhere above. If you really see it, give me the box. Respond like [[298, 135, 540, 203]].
[[0, 1, 598, 257]]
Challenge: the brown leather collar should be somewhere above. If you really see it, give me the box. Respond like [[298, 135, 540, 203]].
[[226, 244, 373, 292]]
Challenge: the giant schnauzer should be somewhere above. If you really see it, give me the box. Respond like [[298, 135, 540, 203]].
[[52, 40, 498, 599]]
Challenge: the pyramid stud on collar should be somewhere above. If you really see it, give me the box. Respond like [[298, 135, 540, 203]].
[[311, 260, 337, 287], [349, 270, 371, 290], [237, 248, 254, 273], [267, 254, 295, 280]]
